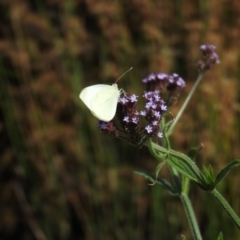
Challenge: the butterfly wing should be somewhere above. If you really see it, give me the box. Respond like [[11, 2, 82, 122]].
[[80, 84, 109, 109], [90, 84, 120, 121]]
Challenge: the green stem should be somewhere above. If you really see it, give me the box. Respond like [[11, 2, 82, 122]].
[[211, 189, 240, 230], [180, 193, 202, 240], [167, 72, 205, 136], [149, 141, 205, 184], [148, 140, 202, 239]]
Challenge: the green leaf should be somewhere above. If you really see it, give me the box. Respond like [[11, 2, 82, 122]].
[[134, 170, 178, 195], [167, 156, 212, 191], [181, 146, 202, 193], [154, 161, 166, 180], [148, 141, 214, 190], [166, 155, 200, 182], [217, 231, 223, 240], [203, 165, 215, 185], [214, 159, 240, 187]]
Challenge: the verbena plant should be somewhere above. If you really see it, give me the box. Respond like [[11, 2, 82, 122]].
[[81, 44, 240, 240]]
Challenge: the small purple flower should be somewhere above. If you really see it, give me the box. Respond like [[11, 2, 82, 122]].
[[157, 131, 163, 138], [119, 94, 139, 105], [154, 94, 161, 102], [98, 121, 119, 136], [129, 94, 138, 102], [176, 77, 186, 87], [145, 102, 153, 109], [140, 110, 146, 116], [143, 91, 150, 99], [161, 104, 167, 111], [154, 111, 161, 118], [151, 103, 157, 109], [167, 73, 186, 90], [123, 116, 130, 122], [119, 96, 129, 104], [157, 73, 168, 80], [145, 125, 153, 133], [198, 44, 220, 71], [132, 117, 139, 124], [200, 44, 216, 52], [98, 122, 107, 130], [148, 73, 155, 80], [169, 75, 174, 83]]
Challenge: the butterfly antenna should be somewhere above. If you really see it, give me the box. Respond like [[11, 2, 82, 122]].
[[115, 67, 133, 83]]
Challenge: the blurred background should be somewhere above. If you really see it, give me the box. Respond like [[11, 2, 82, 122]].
[[0, 0, 240, 239]]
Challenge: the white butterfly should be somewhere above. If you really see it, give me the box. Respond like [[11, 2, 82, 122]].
[[79, 83, 120, 122], [79, 68, 132, 122]]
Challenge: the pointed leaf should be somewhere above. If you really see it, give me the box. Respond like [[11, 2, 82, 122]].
[[134, 170, 178, 195], [215, 160, 240, 187], [154, 161, 166, 180], [217, 231, 223, 240], [203, 164, 215, 185], [166, 156, 201, 182]]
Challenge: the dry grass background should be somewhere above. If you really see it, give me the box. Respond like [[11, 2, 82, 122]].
[[0, 0, 240, 239]]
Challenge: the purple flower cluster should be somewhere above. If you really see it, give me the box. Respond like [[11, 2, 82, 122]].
[[142, 72, 185, 91], [117, 94, 139, 126], [97, 70, 187, 145], [98, 121, 119, 136], [197, 44, 220, 71], [97, 69, 188, 145], [116, 94, 142, 144], [96, 44, 220, 145], [142, 72, 185, 106], [98, 90, 168, 145], [140, 91, 167, 138]]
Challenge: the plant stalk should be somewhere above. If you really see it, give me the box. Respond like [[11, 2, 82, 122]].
[[211, 188, 240, 230], [167, 72, 204, 136], [180, 192, 202, 240]]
